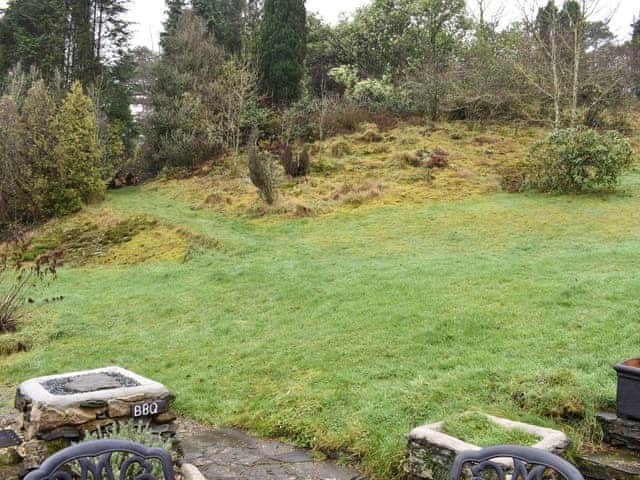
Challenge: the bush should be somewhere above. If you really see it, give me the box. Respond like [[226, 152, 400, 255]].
[[526, 128, 634, 193], [248, 141, 278, 204], [281, 144, 311, 177]]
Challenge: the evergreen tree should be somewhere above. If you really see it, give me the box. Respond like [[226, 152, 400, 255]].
[[0, 94, 26, 224], [258, 0, 307, 106], [0, 0, 130, 85], [52, 82, 104, 215], [161, 0, 186, 48], [0, 0, 67, 82], [632, 16, 640, 98], [192, 0, 245, 54], [21, 80, 58, 220]]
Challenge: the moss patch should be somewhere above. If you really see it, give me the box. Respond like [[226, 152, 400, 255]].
[[24, 209, 190, 267], [442, 413, 541, 447]]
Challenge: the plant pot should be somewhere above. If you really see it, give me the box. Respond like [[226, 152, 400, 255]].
[[614, 359, 640, 420]]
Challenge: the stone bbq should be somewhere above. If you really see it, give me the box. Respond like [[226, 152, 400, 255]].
[[10, 366, 176, 472]]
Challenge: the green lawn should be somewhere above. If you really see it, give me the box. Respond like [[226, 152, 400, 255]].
[[3, 172, 640, 478]]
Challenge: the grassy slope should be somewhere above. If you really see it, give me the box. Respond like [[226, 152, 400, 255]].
[[2, 126, 640, 478]]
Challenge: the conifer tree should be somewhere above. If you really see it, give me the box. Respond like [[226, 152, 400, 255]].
[[21, 80, 58, 219], [192, 0, 245, 54], [632, 16, 640, 98], [161, 0, 186, 48], [258, 0, 307, 106], [52, 82, 104, 215]]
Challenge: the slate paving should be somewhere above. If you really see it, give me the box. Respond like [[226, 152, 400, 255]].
[[0, 385, 364, 480], [178, 419, 365, 480]]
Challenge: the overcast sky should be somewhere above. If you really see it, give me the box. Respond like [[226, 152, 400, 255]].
[[127, 0, 638, 51], [0, 0, 637, 51]]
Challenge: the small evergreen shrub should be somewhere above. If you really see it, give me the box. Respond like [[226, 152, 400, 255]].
[[280, 144, 310, 177], [248, 142, 278, 204], [527, 128, 634, 193]]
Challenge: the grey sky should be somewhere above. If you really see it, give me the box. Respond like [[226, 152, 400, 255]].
[[127, 0, 638, 51]]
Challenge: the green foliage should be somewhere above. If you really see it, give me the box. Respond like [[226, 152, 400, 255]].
[[258, 0, 307, 106], [161, 0, 186, 48], [0, 0, 130, 85], [192, 0, 245, 53], [145, 12, 255, 169], [52, 82, 105, 215], [526, 128, 634, 193], [248, 139, 278, 204], [80, 421, 174, 478]]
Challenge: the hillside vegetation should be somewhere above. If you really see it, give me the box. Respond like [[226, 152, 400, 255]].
[[2, 119, 640, 478]]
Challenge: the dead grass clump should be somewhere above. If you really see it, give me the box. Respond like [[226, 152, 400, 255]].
[[498, 161, 529, 193], [426, 149, 450, 169], [329, 140, 353, 158], [394, 151, 423, 168], [332, 181, 382, 205], [359, 123, 384, 143], [474, 136, 501, 146]]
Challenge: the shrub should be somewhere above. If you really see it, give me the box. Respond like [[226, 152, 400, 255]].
[[79, 420, 175, 478], [329, 140, 352, 158], [526, 128, 634, 193], [281, 144, 311, 177], [52, 82, 105, 215], [248, 141, 278, 204]]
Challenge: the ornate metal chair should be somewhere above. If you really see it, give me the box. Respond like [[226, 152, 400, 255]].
[[450, 446, 585, 480], [24, 439, 175, 480]]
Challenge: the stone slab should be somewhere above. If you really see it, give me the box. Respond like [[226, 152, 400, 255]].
[[405, 413, 570, 480], [597, 412, 640, 451], [576, 448, 640, 480], [16, 367, 170, 410]]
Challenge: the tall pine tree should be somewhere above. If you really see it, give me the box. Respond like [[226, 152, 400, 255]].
[[633, 16, 640, 98], [0, 0, 130, 85], [258, 0, 306, 106], [161, 0, 186, 48], [192, 0, 245, 54]]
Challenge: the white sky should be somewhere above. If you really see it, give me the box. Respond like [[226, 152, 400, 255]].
[[127, 0, 639, 52], [0, 0, 637, 51]]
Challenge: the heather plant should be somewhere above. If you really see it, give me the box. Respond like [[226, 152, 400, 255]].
[[526, 128, 634, 193]]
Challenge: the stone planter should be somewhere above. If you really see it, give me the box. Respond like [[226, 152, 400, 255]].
[[405, 414, 570, 480], [615, 359, 640, 421]]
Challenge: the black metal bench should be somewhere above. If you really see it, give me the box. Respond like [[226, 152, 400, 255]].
[[450, 446, 585, 480], [24, 439, 176, 480]]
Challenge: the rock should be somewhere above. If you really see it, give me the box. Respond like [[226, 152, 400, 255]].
[[65, 373, 123, 393], [154, 412, 178, 424], [20, 440, 49, 470], [182, 463, 208, 480], [66, 407, 98, 425], [576, 448, 640, 480], [108, 399, 131, 418], [39, 427, 82, 442], [29, 406, 67, 434], [79, 400, 108, 409], [597, 412, 640, 451]]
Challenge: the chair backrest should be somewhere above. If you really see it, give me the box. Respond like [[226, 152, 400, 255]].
[[450, 446, 584, 480], [24, 439, 176, 480]]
